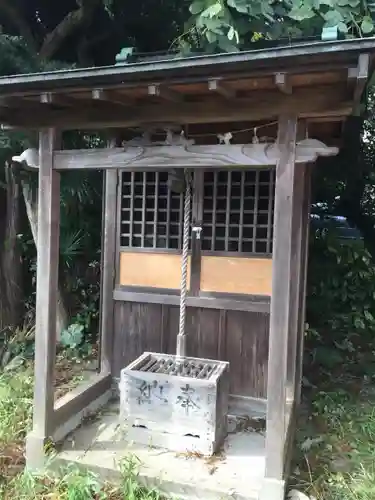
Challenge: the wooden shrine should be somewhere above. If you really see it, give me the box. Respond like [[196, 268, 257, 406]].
[[2, 38, 375, 500]]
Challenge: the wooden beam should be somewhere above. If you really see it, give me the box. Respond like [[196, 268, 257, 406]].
[[190, 170, 204, 295], [113, 289, 271, 313], [208, 79, 236, 99], [286, 164, 305, 403], [148, 84, 183, 102], [25, 128, 60, 469], [15, 141, 338, 171], [0, 96, 45, 109], [295, 164, 312, 404], [348, 53, 369, 105], [40, 92, 76, 107], [53, 372, 112, 431], [54, 140, 338, 169], [265, 115, 298, 480], [99, 166, 117, 374], [92, 88, 133, 107], [275, 73, 292, 94], [287, 122, 307, 403], [0, 85, 347, 130]]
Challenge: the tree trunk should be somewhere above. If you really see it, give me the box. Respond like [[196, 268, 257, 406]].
[[0, 163, 23, 330], [21, 176, 68, 340], [38, 0, 101, 61]]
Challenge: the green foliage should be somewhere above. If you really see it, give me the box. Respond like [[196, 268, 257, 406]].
[[3, 459, 163, 499], [184, 0, 375, 52], [306, 228, 375, 382], [119, 457, 163, 499], [291, 381, 375, 500], [0, 368, 33, 447], [0, 34, 73, 76], [60, 323, 85, 350], [0, 323, 35, 373]]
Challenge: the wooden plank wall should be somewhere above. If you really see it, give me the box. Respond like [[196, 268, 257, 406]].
[[113, 301, 269, 398]]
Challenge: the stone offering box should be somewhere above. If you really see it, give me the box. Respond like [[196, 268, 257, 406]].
[[119, 352, 230, 456]]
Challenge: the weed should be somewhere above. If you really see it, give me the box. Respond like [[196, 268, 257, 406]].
[[0, 361, 167, 499], [291, 382, 375, 500]]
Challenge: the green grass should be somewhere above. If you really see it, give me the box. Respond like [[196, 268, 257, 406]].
[[2, 457, 164, 500], [2, 340, 375, 500], [0, 365, 164, 499], [290, 379, 375, 500]]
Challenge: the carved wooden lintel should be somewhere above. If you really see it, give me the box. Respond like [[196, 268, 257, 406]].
[[12, 139, 338, 171], [121, 128, 195, 148]]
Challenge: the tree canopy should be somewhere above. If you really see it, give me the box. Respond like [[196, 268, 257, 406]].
[[2, 0, 375, 67], [185, 0, 375, 52]]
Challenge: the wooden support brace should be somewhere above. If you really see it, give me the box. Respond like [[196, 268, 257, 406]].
[[265, 114, 298, 480], [26, 128, 60, 469]]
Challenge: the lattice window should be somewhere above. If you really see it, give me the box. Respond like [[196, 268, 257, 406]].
[[202, 169, 275, 254], [120, 171, 188, 250]]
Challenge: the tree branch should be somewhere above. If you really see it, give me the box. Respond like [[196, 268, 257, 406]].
[[39, 0, 101, 61], [0, 0, 38, 53]]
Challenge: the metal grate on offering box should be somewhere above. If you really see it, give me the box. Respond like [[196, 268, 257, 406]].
[[135, 353, 219, 380]]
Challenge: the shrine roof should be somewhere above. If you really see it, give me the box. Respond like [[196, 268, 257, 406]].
[[0, 37, 374, 130]]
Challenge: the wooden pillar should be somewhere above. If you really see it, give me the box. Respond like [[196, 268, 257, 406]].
[[286, 164, 305, 403], [264, 115, 297, 482], [26, 129, 60, 468], [99, 167, 117, 374], [295, 164, 312, 404]]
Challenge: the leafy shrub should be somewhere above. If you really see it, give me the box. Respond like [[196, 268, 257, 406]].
[[305, 229, 375, 380], [60, 323, 85, 350]]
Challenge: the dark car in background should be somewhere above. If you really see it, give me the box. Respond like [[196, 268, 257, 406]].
[[310, 214, 363, 241]]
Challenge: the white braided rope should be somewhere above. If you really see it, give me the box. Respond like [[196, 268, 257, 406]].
[[176, 170, 191, 358]]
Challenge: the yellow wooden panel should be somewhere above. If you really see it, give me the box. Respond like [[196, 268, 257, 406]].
[[200, 256, 272, 296], [119, 252, 190, 289]]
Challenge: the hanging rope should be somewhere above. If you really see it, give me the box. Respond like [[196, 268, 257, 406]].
[[176, 169, 191, 358]]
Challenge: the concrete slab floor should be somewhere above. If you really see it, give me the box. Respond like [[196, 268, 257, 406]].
[[55, 402, 266, 500]]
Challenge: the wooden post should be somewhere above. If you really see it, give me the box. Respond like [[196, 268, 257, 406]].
[[286, 164, 305, 403], [26, 128, 60, 468], [295, 165, 312, 404], [190, 169, 204, 296], [264, 115, 297, 481], [99, 167, 117, 374]]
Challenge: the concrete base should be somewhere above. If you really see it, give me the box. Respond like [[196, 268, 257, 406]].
[[54, 401, 267, 500], [26, 386, 113, 471], [26, 432, 52, 471], [258, 477, 286, 500]]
